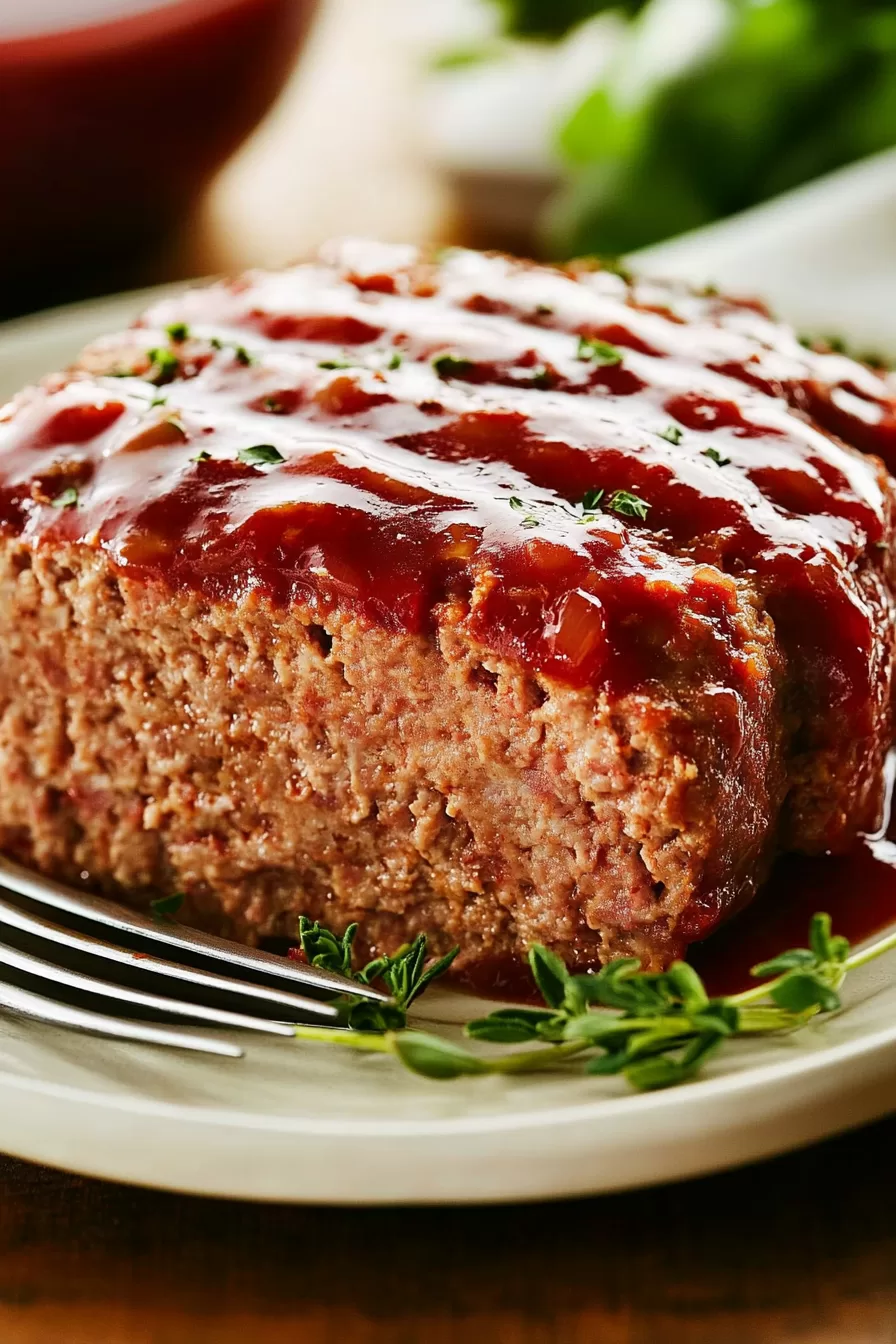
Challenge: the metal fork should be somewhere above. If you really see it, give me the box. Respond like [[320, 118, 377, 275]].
[[0, 854, 387, 1057]]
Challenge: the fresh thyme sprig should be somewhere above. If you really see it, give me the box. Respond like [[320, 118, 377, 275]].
[[297, 916, 458, 1030], [291, 912, 896, 1091]]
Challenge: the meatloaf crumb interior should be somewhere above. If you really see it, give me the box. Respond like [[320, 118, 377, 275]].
[[0, 240, 894, 973]]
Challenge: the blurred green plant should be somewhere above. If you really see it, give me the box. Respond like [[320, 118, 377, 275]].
[[488, 0, 896, 254]]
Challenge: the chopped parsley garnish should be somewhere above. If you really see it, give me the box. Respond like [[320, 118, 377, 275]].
[[191, 449, 212, 463], [210, 337, 255, 365], [150, 892, 184, 919], [534, 303, 554, 317], [318, 358, 355, 370], [149, 394, 168, 409], [165, 322, 190, 343], [580, 487, 605, 512], [659, 424, 683, 445], [433, 353, 475, 379], [506, 486, 651, 528], [576, 335, 622, 366], [387, 351, 403, 370], [606, 490, 650, 521], [238, 443, 285, 466], [51, 486, 79, 510], [702, 447, 731, 467], [528, 366, 555, 389], [508, 496, 540, 528], [146, 347, 179, 385]]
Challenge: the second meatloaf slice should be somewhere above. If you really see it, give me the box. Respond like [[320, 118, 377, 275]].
[[0, 240, 894, 972]]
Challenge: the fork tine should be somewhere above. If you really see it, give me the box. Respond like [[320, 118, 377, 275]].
[[0, 854, 388, 1002], [0, 979, 243, 1056], [0, 940, 306, 1038], [0, 892, 339, 1021]]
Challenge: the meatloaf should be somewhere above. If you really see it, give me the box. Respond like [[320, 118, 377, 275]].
[[0, 240, 895, 974]]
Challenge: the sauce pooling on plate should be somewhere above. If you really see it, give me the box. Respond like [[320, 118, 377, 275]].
[[456, 774, 896, 1003]]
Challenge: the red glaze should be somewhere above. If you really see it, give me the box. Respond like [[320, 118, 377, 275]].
[[1, 242, 892, 701]]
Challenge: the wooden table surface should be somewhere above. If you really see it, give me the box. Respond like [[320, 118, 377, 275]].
[[0, 1116, 894, 1344], [3, 3, 895, 1340]]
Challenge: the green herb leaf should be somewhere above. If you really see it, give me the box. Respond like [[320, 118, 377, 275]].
[[465, 1008, 558, 1043], [165, 322, 190, 343], [298, 916, 358, 977], [238, 444, 285, 466], [150, 892, 184, 919], [51, 486, 79, 510], [580, 487, 605, 512], [576, 335, 622, 366], [433, 353, 475, 379], [527, 943, 570, 1009], [768, 972, 841, 1014], [210, 337, 255, 365], [659, 424, 683, 445], [606, 489, 650, 521], [392, 1031, 491, 1080], [665, 961, 711, 1014], [702, 447, 731, 467], [387, 351, 403, 370], [751, 948, 817, 977], [146, 348, 179, 386], [409, 946, 461, 1006], [585, 1050, 629, 1076], [191, 450, 212, 463], [358, 934, 459, 1010], [508, 496, 540, 528]]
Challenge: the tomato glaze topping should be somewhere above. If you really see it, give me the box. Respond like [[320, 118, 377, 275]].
[[0, 241, 893, 718]]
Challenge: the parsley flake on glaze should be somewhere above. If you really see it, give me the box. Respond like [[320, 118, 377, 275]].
[[238, 444, 285, 466]]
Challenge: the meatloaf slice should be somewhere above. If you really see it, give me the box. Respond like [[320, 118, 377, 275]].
[[0, 239, 894, 973]]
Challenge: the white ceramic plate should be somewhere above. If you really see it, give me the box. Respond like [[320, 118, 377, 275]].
[[1, 157, 895, 1203]]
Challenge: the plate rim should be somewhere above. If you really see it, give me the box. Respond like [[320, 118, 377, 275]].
[[1, 255, 895, 1200], [0, 1002, 894, 1138]]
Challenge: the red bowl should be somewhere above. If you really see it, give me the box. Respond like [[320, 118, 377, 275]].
[[0, 0, 318, 315]]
